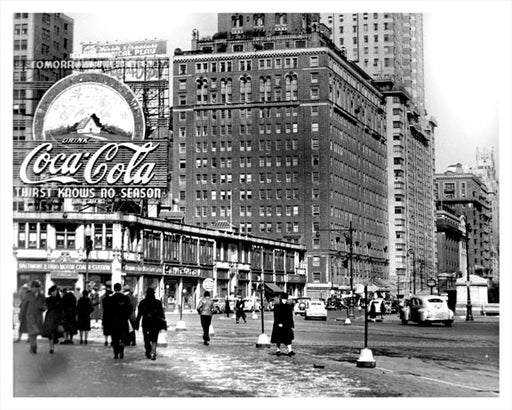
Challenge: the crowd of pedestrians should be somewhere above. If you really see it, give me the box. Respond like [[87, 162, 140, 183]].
[[17, 282, 297, 359]]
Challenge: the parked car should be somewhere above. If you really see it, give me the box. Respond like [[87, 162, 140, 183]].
[[293, 297, 311, 316], [480, 303, 499, 316], [400, 295, 454, 326], [304, 299, 328, 321]]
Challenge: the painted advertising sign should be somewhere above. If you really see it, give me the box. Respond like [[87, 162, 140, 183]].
[[81, 40, 167, 58], [13, 72, 167, 200]]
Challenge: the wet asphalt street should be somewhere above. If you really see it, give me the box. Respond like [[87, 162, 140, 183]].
[[11, 310, 500, 398]]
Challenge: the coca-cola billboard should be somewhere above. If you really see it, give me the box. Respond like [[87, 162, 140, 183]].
[[14, 72, 167, 200]]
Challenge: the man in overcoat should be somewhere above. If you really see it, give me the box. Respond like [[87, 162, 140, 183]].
[[270, 292, 295, 357], [19, 280, 46, 354], [108, 283, 133, 359]]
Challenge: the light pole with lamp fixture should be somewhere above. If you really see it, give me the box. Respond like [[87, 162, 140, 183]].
[[175, 288, 187, 330], [464, 219, 474, 321], [407, 248, 416, 295], [84, 225, 93, 289], [316, 221, 355, 322]]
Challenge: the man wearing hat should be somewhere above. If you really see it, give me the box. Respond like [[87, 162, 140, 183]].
[[19, 280, 46, 354], [270, 292, 295, 357]]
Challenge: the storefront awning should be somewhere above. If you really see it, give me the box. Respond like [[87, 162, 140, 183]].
[[265, 283, 284, 294]]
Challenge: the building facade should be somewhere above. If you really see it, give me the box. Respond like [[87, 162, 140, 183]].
[[13, 13, 74, 142], [435, 169, 492, 279], [471, 148, 499, 282], [13, 212, 306, 307], [171, 13, 389, 299], [322, 13, 437, 296]]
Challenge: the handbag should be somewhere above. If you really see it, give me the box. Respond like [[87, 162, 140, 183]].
[[160, 318, 168, 331], [57, 324, 65, 334]]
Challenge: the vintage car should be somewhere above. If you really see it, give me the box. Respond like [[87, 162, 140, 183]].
[[400, 295, 454, 327], [304, 299, 328, 321], [293, 297, 311, 316]]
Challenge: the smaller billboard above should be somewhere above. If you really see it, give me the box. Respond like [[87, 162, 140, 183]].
[[81, 39, 167, 58]]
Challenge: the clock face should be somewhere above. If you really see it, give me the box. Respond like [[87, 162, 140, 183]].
[[33, 72, 145, 144]]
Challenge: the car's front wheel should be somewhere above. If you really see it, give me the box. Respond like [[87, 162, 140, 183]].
[[444, 320, 453, 327]]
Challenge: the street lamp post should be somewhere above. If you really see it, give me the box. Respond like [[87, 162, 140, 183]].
[[317, 221, 355, 320], [464, 221, 474, 321], [84, 225, 93, 289], [407, 249, 416, 295]]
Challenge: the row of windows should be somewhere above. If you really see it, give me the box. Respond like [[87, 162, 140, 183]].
[[181, 56, 314, 76], [337, 22, 392, 33], [188, 121, 309, 137], [327, 13, 391, 23], [195, 187, 301, 201], [193, 139, 301, 153], [193, 155, 302, 169], [16, 223, 113, 250]]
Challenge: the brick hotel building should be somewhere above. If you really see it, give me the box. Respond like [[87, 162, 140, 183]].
[[171, 13, 389, 298]]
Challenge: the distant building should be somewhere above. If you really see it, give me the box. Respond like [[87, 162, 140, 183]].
[[172, 13, 389, 299], [471, 148, 499, 282], [435, 170, 492, 279]]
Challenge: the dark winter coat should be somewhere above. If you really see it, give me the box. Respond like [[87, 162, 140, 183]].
[[42, 295, 63, 338], [101, 292, 113, 336], [135, 296, 165, 333], [76, 296, 94, 331], [108, 291, 133, 337], [19, 290, 46, 336], [62, 291, 77, 334], [270, 302, 294, 345]]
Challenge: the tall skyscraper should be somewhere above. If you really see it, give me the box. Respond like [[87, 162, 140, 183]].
[[322, 13, 436, 296], [172, 13, 389, 299]]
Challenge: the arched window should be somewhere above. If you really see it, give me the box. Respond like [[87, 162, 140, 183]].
[[240, 75, 252, 103], [220, 78, 232, 103], [276, 13, 287, 25], [284, 73, 298, 101], [232, 14, 243, 28], [259, 76, 271, 102], [254, 14, 265, 27], [196, 78, 208, 104]]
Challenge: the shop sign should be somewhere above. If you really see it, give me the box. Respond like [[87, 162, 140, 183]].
[[164, 266, 200, 277], [202, 278, 214, 291], [18, 261, 111, 272], [124, 264, 162, 274], [14, 72, 167, 200], [52, 271, 79, 279]]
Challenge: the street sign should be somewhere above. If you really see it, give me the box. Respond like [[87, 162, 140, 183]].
[[427, 278, 436, 288], [202, 278, 214, 291]]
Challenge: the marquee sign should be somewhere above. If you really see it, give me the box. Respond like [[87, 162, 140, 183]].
[[14, 72, 167, 200], [81, 40, 167, 58]]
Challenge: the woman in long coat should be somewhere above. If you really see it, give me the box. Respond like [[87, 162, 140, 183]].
[[135, 287, 165, 360], [76, 290, 94, 344], [101, 288, 113, 346], [19, 280, 46, 354], [61, 288, 77, 344], [42, 285, 63, 354], [270, 292, 295, 357]]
